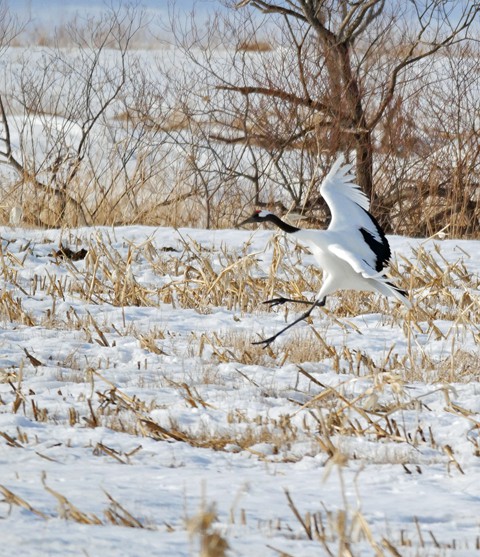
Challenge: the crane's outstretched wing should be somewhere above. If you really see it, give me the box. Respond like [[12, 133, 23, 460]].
[[320, 155, 391, 272], [320, 155, 370, 221]]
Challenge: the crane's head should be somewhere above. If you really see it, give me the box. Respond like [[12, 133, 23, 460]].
[[238, 210, 274, 227]]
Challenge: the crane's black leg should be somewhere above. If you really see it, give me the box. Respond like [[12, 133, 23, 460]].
[[254, 297, 326, 347], [263, 296, 312, 308]]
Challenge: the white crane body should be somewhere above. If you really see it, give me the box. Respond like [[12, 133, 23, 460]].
[[239, 155, 411, 345]]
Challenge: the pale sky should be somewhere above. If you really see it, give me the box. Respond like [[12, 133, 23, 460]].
[[12, 0, 221, 22]]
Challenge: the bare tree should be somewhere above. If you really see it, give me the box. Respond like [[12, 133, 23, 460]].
[[167, 0, 479, 229], [235, 1, 478, 200], [0, 0, 23, 55], [0, 5, 156, 226], [2, 1, 479, 232]]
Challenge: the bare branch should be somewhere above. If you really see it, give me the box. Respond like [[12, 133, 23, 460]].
[[338, 0, 385, 42], [369, 2, 480, 129], [236, 0, 306, 21], [216, 84, 334, 115], [0, 94, 29, 176]]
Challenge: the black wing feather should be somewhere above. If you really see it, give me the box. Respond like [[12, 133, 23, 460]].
[[359, 210, 391, 272]]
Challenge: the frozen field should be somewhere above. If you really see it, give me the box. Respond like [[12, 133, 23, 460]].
[[0, 223, 479, 555]]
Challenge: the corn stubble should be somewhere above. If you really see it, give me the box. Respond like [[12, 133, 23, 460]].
[[0, 229, 479, 554]]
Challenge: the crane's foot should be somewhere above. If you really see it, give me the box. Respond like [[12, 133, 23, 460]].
[[262, 296, 311, 308], [252, 334, 279, 348]]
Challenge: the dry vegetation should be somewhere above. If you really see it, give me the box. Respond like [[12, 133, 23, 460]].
[[0, 2, 479, 234], [0, 223, 480, 553], [1, 1, 480, 553], [1, 225, 480, 553]]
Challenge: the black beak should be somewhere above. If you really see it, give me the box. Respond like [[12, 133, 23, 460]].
[[237, 216, 257, 227]]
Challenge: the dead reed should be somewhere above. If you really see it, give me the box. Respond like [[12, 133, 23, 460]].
[[0, 227, 478, 552]]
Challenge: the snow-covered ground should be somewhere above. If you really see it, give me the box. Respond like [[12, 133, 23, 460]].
[[0, 224, 479, 556]]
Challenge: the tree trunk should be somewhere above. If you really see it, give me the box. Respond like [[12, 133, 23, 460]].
[[355, 128, 374, 202], [322, 38, 374, 199]]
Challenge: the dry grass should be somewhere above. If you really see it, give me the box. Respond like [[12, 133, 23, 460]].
[[279, 480, 478, 556], [0, 476, 148, 528], [237, 39, 273, 52], [0, 228, 479, 551], [1, 229, 479, 385], [187, 500, 230, 557]]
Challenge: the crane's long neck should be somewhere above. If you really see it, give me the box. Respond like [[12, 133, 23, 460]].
[[267, 214, 300, 234]]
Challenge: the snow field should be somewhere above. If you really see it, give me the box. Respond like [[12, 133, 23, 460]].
[[0, 224, 479, 556]]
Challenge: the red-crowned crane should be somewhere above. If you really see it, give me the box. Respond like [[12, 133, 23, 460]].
[[239, 155, 411, 346]]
